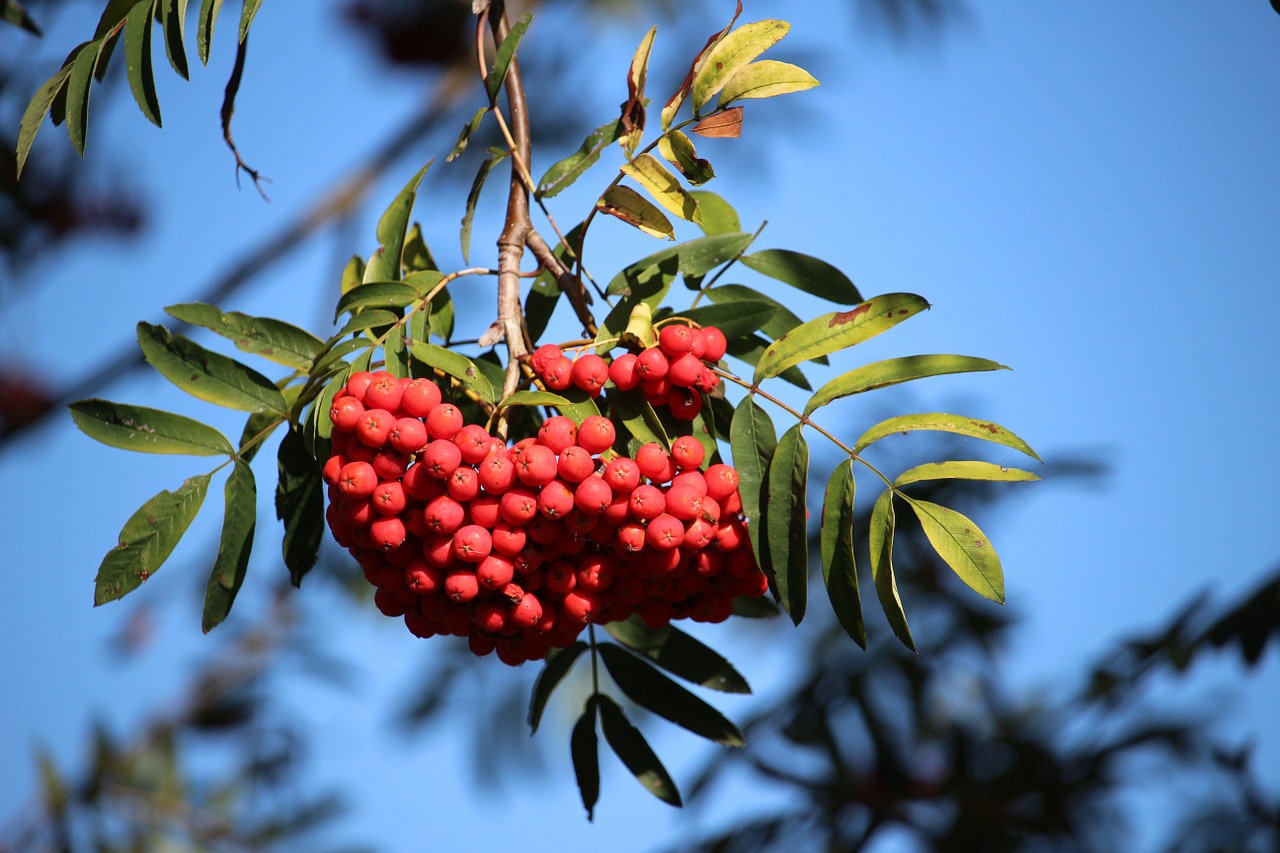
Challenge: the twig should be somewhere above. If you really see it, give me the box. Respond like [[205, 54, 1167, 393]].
[[221, 34, 271, 200]]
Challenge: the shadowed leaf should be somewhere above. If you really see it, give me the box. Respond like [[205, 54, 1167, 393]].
[[605, 618, 750, 693], [137, 322, 288, 415], [740, 249, 862, 304], [529, 642, 587, 733], [870, 490, 915, 650], [600, 645, 744, 745], [70, 399, 233, 456], [571, 700, 600, 820], [765, 423, 809, 624], [821, 458, 865, 647], [597, 695, 682, 807], [202, 460, 255, 632], [276, 427, 323, 587]]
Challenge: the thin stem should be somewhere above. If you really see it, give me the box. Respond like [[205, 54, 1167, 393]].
[[689, 220, 768, 310], [588, 624, 601, 698]]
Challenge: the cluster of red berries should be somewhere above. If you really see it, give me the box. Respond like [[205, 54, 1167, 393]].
[[528, 322, 728, 421], [321, 365, 767, 666]]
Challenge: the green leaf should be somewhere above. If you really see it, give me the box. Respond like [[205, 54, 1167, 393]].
[[137, 322, 288, 415], [70, 399, 233, 456], [410, 342, 496, 405], [597, 185, 675, 240], [596, 695, 682, 807], [403, 224, 438, 274], [905, 498, 1005, 603], [384, 323, 409, 379], [95, 474, 211, 605], [196, 0, 224, 64], [619, 25, 657, 158], [333, 282, 419, 321], [486, 12, 531, 102], [237, 0, 262, 42], [65, 40, 101, 156], [612, 388, 669, 450], [869, 490, 915, 651], [599, 645, 743, 746], [237, 409, 281, 463], [753, 293, 929, 383], [549, 385, 601, 427], [276, 427, 323, 586], [448, 106, 487, 162], [528, 642, 588, 734], [895, 460, 1041, 487], [160, 0, 189, 79], [536, 117, 624, 199], [691, 19, 790, 113], [661, 4, 744, 129], [689, 190, 740, 236], [719, 59, 818, 107], [571, 701, 600, 821], [804, 354, 1009, 417], [605, 233, 751, 296], [820, 459, 865, 647], [605, 618, 749, 693], [726, 334, 811, 390], [740, 249, 862, 304], [854, 412, 1041, 461], [2, 1, 42, 35], [765, 423, 809, 625], [461, 147, 507, 263], [673, 299, 775, 342], [302, 370, 345, 460], [16, 63, 74, 178], [164, 303, 323, 371], [620, 154, 701, 224], [596, 258, 675, 344], [705, 284, 810, 343], [124, 1, 161, 126], [729, 396, 776, 572], [658, 130, 715, 186], [202, 460, 255, 633], [364, 162, 431, 282], [732, 595, 780, 618], [498, 390, 570, 409]]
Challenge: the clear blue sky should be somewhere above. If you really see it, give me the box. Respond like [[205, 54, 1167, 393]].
[[2, 2, 1279, 850]]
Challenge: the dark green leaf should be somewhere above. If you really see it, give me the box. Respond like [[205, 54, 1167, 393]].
[[16, 63, 73, 178], [65, 40, 100, 156], [673, 299, 775, 342], [2, 1, 41, 35], [605, 618, 749, 693], [597, 185, 675, 240], [448, 106, 487, 162], [611, 387, 670, 450], [732, 595, 781, 618], [124, 1, 161, 125], [596, 695, 682, 807], [137, 322, 288, 415], [820, 458, 865, 647], [302, 370, 346, 461], [895, 460, 1041, 487], [741, 248, 862, 304], [336, 308, 398, 337], [536, 117, 625, 199], [410, 343, 496, 405], [196, 0, 224, 64], [403, 224, 438, 273], [70, 399, 233, 456], [718, 59, 818, 107], [765, 423, 809, 625], [804, 354, 1009, 417], [486, 12, 531, 103], [236, 409, 280, 463], [853, 412, 1041, 461], [599, 645, 743, 746], [498, 390, 570, 409], [753, 293, 929, 383], [705, 283, 812, 344], [570, 700, 600, 821], [202, 460, 255, 633], [606, 233, 753, 296], [691, 18, 790, 113], [160, 0, 189, 80], [237, 0, 262, 42], [729, 395, 776, 571], [528, 642, 588, 733], [95, 474, 212, 605], [549, 385, 601, 426], [904, 497, 1005, 603], [333, 282, 419, 321], [869, 490, 914, 651], [276, 427, 323, 586], [364, 162, 431, 282], [461, 147, 507, 263], [596, 259, 676, 345], [165, 303, 323, 370], [384, 323, 409, 379], [726, 334, 811, 390]]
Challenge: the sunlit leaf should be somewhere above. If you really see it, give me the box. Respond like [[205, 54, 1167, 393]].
[[202, 460, 255, 633], [570, 700, 600, 821], [660, 1, 743, 129], [238, 409, 281, 464], [869, 490, 915, 651], [905, 498, 1005, 603], [804, 354, 1009, 416], [498, 390, 570, 409], [689, 190, 740, 236], [410, 342, 496, 405], [765, 423, 808, 625], [403, 224, 438, 274], [599, 645, 744, 746], [658, 131, 715, 186], [365, 162, 431, 282], [854, 412, 1041, 461], [597, 185, 675, 240], [165, 303, 323, 371], [620, 154, 702, 224], [70, 399, 233, 456], [612, 388, 670, 450], [448, 106, 487, 162], [895, 460, 1041, 487], [528, 642, 587, 733], [729, 396, 775, 572], [821, 458, 865, 647], [691, 19, 790, 113], [673, 299, 774, 342], [137, 322, 288, 415], [719, 59, 818, 107], [461, 147, 507, 263], [95, 473, 212, 606], [196, 0, 224, 64], [237, 0, 262, 42], [485, 12, 531, 103], [537, 117, 624, 199], [740, 248, 862, 304], [691, 107, 743, 139], [596, 695, 682, 807], [605, 618, 749, 693], [753, 293, 929, 383], [125, 1, 161, 126], [333, 282, 419, 321], [620, 25, 656, 157], [384, 323, 409, 379], [276, 427, 323, 587]]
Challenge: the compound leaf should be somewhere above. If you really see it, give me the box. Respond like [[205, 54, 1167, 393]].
[[870, 490, 914, 651], [765, 423, 808, 625], [599, 645, 744, 746], [165, 303, 323, 371], [70, 399, 233, 456], [718, 59, 818, 107], [528, 641, 587, 733], [804, 354, 1009, 417], [597, 695, 682, 808], [202, 459, 255, 633], [854, 412, 1041, 461], [821, 458, 864, 647], [605, 617, 749, 693], [137, 322, 288, 415], [740, 249, 862, 304], [905, 498, 1005, 604]]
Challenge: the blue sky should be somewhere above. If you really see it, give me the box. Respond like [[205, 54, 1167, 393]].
[[2, 2, 1279, 850]]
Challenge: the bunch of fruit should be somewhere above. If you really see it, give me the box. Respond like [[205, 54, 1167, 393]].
[[321, 325, 767, 666]]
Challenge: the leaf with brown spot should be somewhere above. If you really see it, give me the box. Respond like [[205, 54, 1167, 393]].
[[903, 497, 1005, 604], [853, 412, 1040, 461], [691, 107, 743, 139]]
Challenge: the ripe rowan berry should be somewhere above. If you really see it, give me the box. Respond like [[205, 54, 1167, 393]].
[[421, 439, 462, 479], [636, 347, 669, 380], [670, 435, 706, 470], [576, 415, 616, 455], [453, 525, 493, 563], [704, 463, 739, 501], [574, 476, 613, 515], [405, 559, 446, 595], [356, 409, 395, 447], [665, 482, 704, 521], [537, 416, 578, 454], [425, 403, 463, 440], [371, 481, 407, 515], [499, 487, 539, 526], [537, 479, 576, 519], [329, 396, 365, 432], [468, 493, 502, 528], [491, 522, 527, 557], [699, 326, 728, 362], [389, 417, 428, 453], [646, 513, 685, 551], [608, 352, 641, 390], [693, 366, 720, 393], [529, 343, 564, 375], [444, 570, 480, 603], [658, 324, 696, 357], [575, 554, 615, 592], [453, 423, 493, 464], [370, 516, 407, 551], [423, 495, 466, 535], [345, 371, 374, 402], [473, 598, 509, 634], [603, 457, 642, 493], [514, 444, 558, 487], [477, 454, 516, 494], [372, 447, 411, 480], [403, 463, 444, 501], [541, 357, 574, 391], [556, 445, 596, 483], [446, 466, 480, 502], [400, 378, 443, 417], [561, 590, 601, 624], [570, 354, 609, 396], [338, 461, 378, 498], [527, 515, 562, 546], [512, 593, 543, 629], [628, 484, 666, 520], [476, 553, 516, 589], [636, 443, 675, 483], [364, 372, 407, 412], [666, 352, 703, 388], [322, 453, 346, 486]]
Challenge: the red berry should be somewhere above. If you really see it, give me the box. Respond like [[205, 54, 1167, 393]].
[[667, 352, 703, 388], [389, 417, 428, 453], [423, 495, 466, 534], [570, 354, 609, 396], [699, 326, 728, 362], [372, 447, 411, 480], [530, 343, 564, 375], [453, 524, 493, 563], [670, 435, 706, 470], [338, 461, 378, 498], [537, 479, 576, 519], [693, 366, 720, 393], [537, 416, 578, 454], [446, 466, 480, 502], [574, 476, 613, 515], [421, 439, 462, 479], [561, 590, 601, 624], [478, 454, 516, 494], [515, 444, 558, 487], [425, 403, 463, 440], [646, 513, 685, 551], [617, 522, 647, 553], [477, 554, 516, 589], [403, 463, 444, 501], [671, 470, 708, 496], [345, 371, 374, 402], [473, 598, 509, 634], [658, 324, 695, 357], [576, 415, 616, 455], [453, 423, 494, 464], [636, 347, 669, 381], [628, 484, 666, 520], [499, 487, 539, 526], [608, 353, 641, 390], [704, 464, 739, 502], [541, 357, 573, 391], [491, 522, 527, 557], [405, 560, 446, 595], [636, 443, 675, 483], [329, 396, 365, 432], [665, 482, 704, 521], [364, 372, 406, 411], [444, 570, 480, 603], [371, 481, 407, 515], [356, 409, 395, 447], [401, 378, 443, 417], [512, 593, 543, 629], [667, 387, 703, 421], [468, 494, 502, 528], [370, 516, 407, 551], [527, 515, 562, 546], [556, 445, 596, 483], [322, 454, 347, 485]]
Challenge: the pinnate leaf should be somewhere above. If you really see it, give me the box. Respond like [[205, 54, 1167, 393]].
[[620, 154, 702, 224], [804, 354, 1008, 416], [597, 695, 682, 807], [895, 460, 1041, 487], [165, 303, 323, 370], [689, 190, 740, 235], [605, 618, 749, 693], [2, 1, 41, 35], [765, 423, 809, 625], [202, 460, 255, 633], [854, 412, 1041, 461], [740, 248, 862, 304], [70, 399, 233, 456], [197, 0, 224, 64], [869, 490, 914, 650], [137, 322, 288, 415], [718, 59, 818, 107], [333, 282, 419, 320], [691, 19, 790, 112], [905, 498, 1005, 603], [95, 473, 212, 606], [821, 458, 865, 647]]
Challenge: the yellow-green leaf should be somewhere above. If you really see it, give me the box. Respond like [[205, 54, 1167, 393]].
[[16, 62, 74, 178], [658, 130, 715, 186], [718, 59, 818, 107], [804, 354, 1008, 416], [70, 399, 233, 456], [854, 412, 1041, 461], [620, 154, 702, 224], [597, 185, 675, 240], [895, 460, 1041, 487], [904, 497, 1005, 603], [691, 19, 790, 113]]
